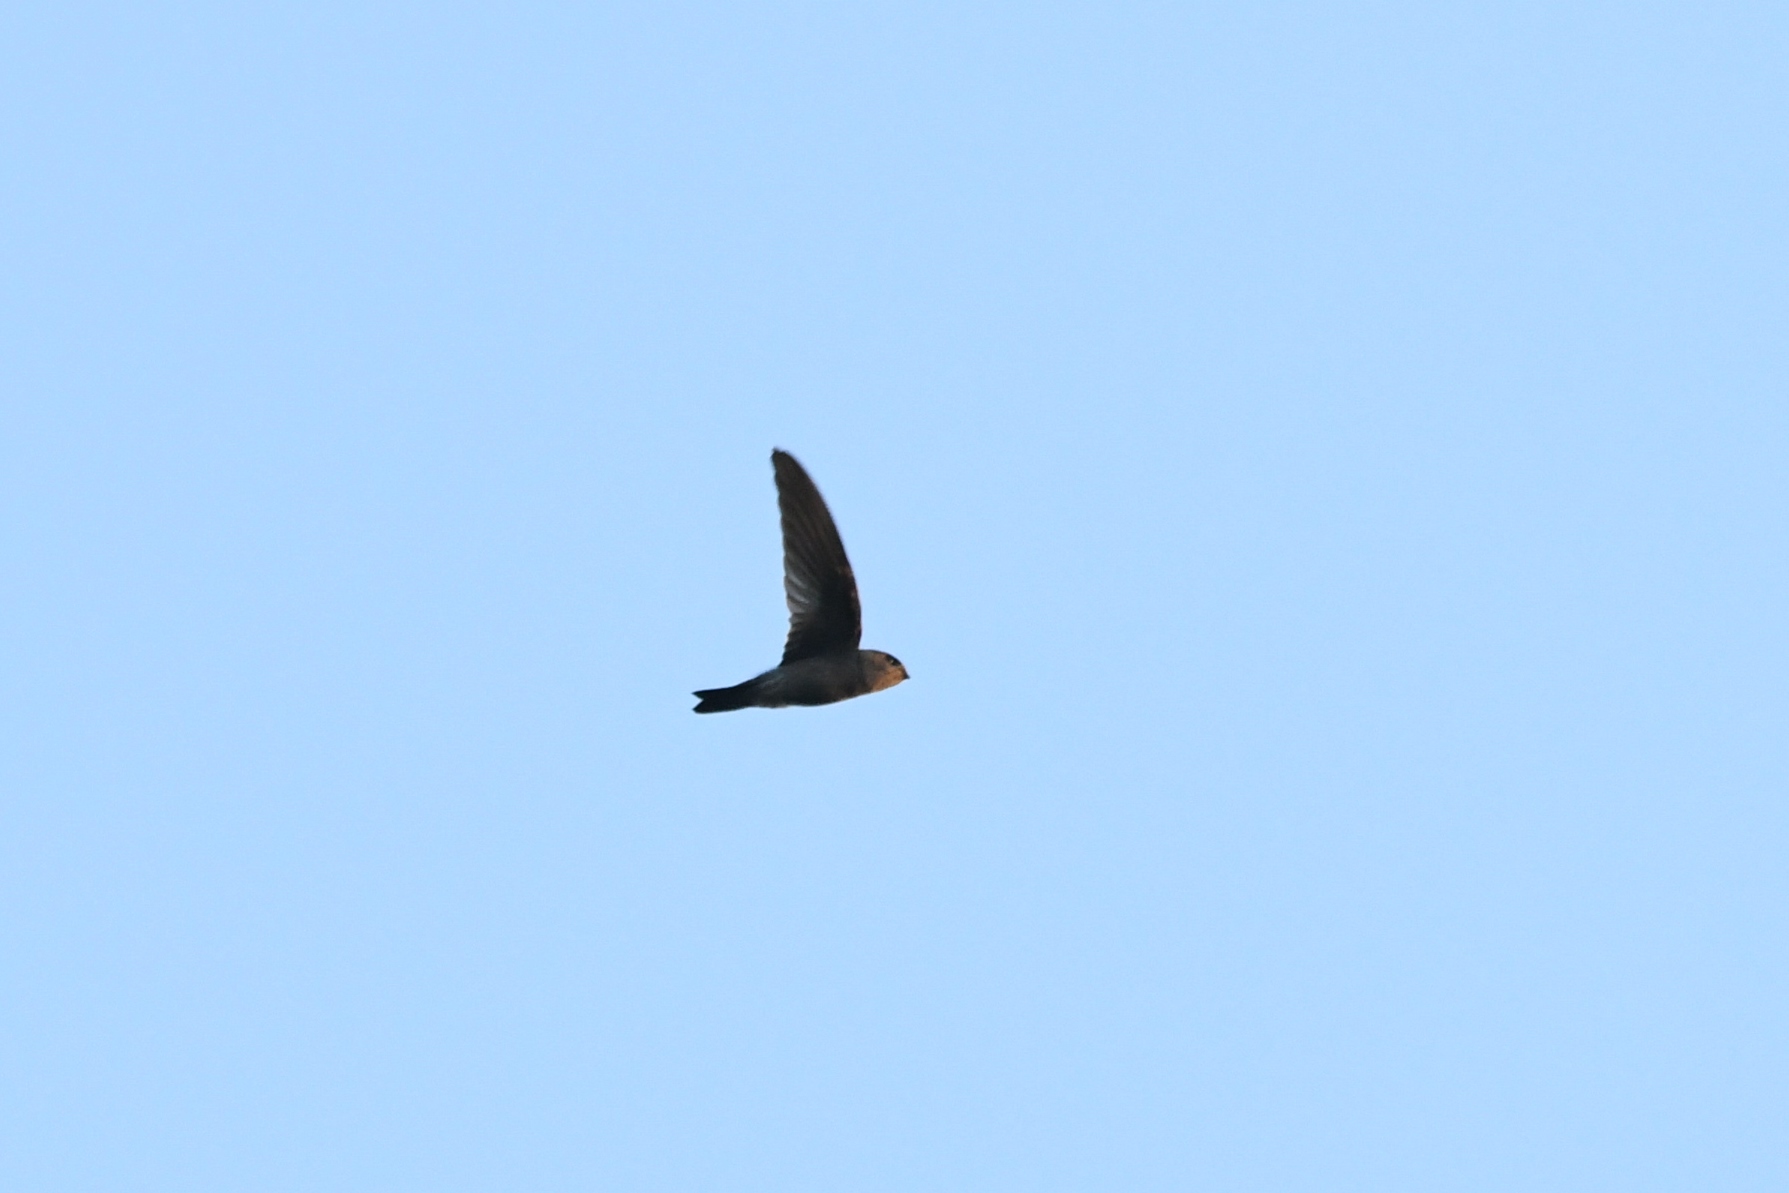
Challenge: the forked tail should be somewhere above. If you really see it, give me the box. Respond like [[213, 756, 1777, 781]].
[[692, 679, 760, 714]]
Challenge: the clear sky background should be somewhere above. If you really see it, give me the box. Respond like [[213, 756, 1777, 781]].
[[4, 3, 1785, 1190]]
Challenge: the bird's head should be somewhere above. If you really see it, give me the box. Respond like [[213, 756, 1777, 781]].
[[863, 650, 909, 692]]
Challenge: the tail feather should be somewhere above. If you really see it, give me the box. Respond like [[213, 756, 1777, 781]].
[[692, 679, 760, 714]]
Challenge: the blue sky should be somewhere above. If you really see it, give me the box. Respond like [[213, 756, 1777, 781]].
[[4, 3, 1785, 1189]]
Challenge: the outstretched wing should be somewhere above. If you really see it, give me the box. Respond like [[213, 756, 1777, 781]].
[[772, 449, 862, 663]]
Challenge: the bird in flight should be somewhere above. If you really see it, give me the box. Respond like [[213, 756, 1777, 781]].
[[693, 450, 909, 713]]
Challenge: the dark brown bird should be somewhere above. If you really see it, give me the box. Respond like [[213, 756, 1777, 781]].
[[693, 450, 908, 713]]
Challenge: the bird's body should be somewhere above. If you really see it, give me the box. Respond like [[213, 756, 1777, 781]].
[[692, 649, 907, 713], [693, 450, 908, 713]]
